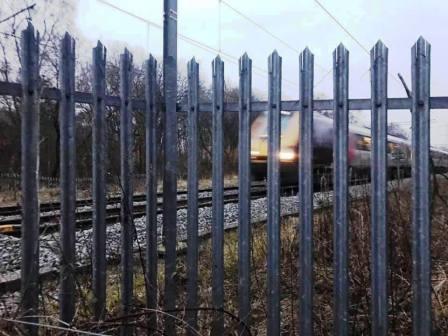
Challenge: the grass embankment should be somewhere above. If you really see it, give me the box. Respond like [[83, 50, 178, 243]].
[[1, 176, 448, 335]]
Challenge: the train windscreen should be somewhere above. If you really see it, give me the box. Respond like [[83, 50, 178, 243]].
[[252, 111, 293, 136]]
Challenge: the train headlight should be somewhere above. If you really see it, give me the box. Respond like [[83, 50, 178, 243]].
[[279, 149, 296, 161]]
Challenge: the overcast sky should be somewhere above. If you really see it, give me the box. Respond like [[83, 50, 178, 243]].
[[5, 0, 448, 146]]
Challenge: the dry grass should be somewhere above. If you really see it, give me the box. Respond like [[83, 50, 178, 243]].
[[1, 176, 448, 335]]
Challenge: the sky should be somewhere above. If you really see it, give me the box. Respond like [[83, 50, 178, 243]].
[[3, 0, 448, 146]]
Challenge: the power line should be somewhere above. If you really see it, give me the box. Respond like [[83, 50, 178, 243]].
[[221, 0, 301, 54], [220, 0, 329, 73], [313, 0, 369, 55], [313, 0, 401, 86], [314, 68, 332, 89], [23, 0, 33, 21], [0, 4, 36, 25], [97, 0, 301, 88], [219, 0, 333, 89]]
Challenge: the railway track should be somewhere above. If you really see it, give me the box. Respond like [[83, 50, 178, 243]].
[[0, 186, 233, 218], [0, 184, 299, 236]]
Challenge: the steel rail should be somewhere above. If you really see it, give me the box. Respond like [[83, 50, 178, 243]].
[[0, 185, 299, 235]]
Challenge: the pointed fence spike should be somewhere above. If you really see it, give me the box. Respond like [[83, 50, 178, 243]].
[[298, 45, 314, 336], [92, 38, 107, 321], [211, 50, 225, 335], [411, 32, 431, 336], [266, 47, 282, 336], [370, 36, 389, 335], [20, 21, 40, 336], [238, 51, 252, 335], [59, 30, 77, 325]]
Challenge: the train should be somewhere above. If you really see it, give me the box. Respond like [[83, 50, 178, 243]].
[[250, 111, 448, 183]]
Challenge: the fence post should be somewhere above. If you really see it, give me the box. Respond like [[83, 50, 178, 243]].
[[238, 53, 252, 335], [212, 55, 225, 335], [120, 49, 134, 335], [186, 57, 199, 335], [333, 43, 349, 335], [59, 32, 77, 324], [163, 0, 178, 333], [370, 40, 388, 335], [411, 37, 431, 336], [145, 54, 158, 329], [267, 50, 281, 336], [20, 22, 40, 336], [92, 41, 107, 321], [298, 47, 314, 336]]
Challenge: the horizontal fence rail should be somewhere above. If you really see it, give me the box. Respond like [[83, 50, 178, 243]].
[[0, 21, 443, 336], [3, 80, 448, 111]]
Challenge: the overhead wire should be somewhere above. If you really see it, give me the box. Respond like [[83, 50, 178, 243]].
[[220, 0, 331, 79], [313, 0, 402, 86], [313, 0, 370, 55], [0, 4, 36, 25], [96, 0, 300, 89], [221, 0, 301, 54], [22, 0, 33, 21]]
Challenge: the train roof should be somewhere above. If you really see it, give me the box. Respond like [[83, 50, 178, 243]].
[[314, 112, 448, 155], [260, 111, 448, 155]]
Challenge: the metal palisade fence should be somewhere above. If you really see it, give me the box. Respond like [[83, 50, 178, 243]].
[[0, 21, 442, 336]]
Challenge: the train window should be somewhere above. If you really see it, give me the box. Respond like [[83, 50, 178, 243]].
[[255, 111, 294, 136], [388, 142, 396, 153], [356, 136, 371, 151], [281, 111, 293, 132]]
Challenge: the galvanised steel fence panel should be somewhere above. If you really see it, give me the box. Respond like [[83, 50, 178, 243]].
[[145, 54, 159, 330], [238, 53, 252, 335], [211, 55, 225, 336], [0, 21, 445, 336], [4, 78, 448, 112], [370, 40, 389, 335], [119, 48, 134, 335], [267, 50, 282, 335], [298, 47, 314, 336], [92, 41, 107, 321], [58, 32, 77, 324], [19, 22, 40, 336], [411, 37, 431, 336], [186, 57, 199, 335], [333, 43, 350, 335], [162, 1, 178, 334]]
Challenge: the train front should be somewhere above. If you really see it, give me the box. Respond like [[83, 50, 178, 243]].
[[250, 111, 335, 182], [250, 111, 301, 181]]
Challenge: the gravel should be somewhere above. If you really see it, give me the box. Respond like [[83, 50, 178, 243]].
[[0, 195, 298, 276], [0, 181, 381, 284]]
